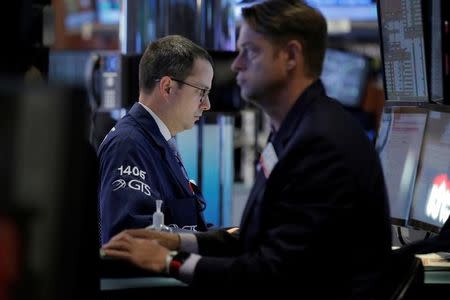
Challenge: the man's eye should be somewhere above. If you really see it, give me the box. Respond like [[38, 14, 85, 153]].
[[246, 48, 257, 59]]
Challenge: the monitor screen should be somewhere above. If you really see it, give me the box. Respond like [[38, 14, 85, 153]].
[[376, 105, 428, 225], [378, 0, 429, 102], [64, 0, 96, 32], [307, 0, 378, 22], [408, 106, 450, 232], [321, 48, 371, 108], [48, 51, 93, 86], [96, 0, 120, 25]]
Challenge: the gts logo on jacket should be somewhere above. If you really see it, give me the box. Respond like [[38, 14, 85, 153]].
[[111, 165, 152, 196]]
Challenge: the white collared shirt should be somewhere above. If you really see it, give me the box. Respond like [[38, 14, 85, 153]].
[[138, 102, 171, 141]]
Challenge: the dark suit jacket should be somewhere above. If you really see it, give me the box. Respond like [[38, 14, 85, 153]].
[[98, 103, 206, 244], [193, 81, 392, 298]]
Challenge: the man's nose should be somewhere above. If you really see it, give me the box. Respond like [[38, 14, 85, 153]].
[[201, 95, 211, 111], [231, 53, 244, 72]]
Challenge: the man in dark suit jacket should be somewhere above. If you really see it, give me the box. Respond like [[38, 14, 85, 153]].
[[98, 35, 213, 243], [101, 1, 392, 297]]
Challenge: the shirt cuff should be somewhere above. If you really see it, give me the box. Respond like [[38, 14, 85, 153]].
[[178, 253, 201, 284], [178, 233, 199, 253]]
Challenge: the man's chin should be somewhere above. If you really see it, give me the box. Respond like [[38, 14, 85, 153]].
[[240, 87, 261, 101], [188, 121, 197, 128], [241, 91, 259, 105], [240, 90, 252, 102]]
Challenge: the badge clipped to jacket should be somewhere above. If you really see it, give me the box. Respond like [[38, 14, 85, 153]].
[[259, 142, 278, 179]]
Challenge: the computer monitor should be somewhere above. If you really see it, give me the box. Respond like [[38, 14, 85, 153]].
[[377, 0, 429, 102], [408, 105, 450, 233], [306, 0, 378, 22], [64, 0, 96, 32], [376, 105, 428, 225], [321, 48, 371, 108], [48, 51, 93, 87], [96, 0, 120, 25]]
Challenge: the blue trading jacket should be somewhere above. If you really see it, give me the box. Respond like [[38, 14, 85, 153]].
[[98, 103, 207, 244]]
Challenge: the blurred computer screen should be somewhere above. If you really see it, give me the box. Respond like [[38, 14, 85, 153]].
[[376, 105, 428, 225], [378, 0, 429, 102], [408, 105, 450, 233], [96, 0, 120, 25], [321, 48, 371, 108], [307, 0, 378, 22]]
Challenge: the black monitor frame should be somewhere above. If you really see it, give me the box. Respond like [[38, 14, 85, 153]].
[[423, 0, 445, 104]]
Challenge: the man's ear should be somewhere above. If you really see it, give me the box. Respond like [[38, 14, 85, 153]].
[[285, 40, 302, 71], [159, 76, 172, 98]]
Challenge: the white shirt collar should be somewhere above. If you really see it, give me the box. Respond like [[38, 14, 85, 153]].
[[138, 102, 172, 141]]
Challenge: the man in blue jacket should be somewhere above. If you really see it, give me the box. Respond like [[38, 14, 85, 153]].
[[101, 1, 392, 297], [98, 35, 214, 244]]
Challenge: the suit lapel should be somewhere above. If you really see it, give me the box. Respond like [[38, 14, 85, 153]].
[[128, 103, 192, 195], [275, 80, 324, 149], [240, 170, 266, 229], [239, 80, 326, 232]]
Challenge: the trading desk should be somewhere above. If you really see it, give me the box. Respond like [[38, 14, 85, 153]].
[[100, 254, 450, 292], [101, 277, 186, 290], [100, 258, 188, 298], [417, 253, 450, 284], [415, 253, 450, 297]]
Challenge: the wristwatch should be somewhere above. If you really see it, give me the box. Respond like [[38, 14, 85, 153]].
[[165, 251, 191, 277]]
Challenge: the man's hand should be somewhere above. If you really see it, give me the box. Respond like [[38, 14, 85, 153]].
[[110, 229, 181, 250], [101, 231, 170, 273]]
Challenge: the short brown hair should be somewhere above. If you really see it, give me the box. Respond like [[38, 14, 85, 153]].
[[139, 35, 214, 93], [242, 0, 327, 78]]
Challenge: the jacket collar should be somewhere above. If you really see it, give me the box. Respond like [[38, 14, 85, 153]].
[[271, 79, 325, 152], [127, 103, 193, 195], [128, 102, 168, 148]]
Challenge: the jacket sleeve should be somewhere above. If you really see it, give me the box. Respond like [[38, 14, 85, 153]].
[[99, 136, 161, 244], [195, 228, 241, 256]]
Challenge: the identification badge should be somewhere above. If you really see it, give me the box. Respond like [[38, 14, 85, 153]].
[[259, 142, 278, 178]]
